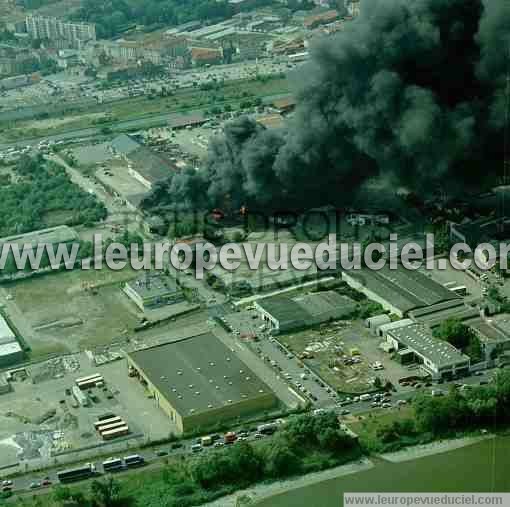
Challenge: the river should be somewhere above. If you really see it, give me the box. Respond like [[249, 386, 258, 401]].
[[256, 437, 510, 507]]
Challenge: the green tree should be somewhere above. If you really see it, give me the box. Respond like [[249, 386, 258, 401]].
[[435, 318, 474, 350], [53, 485, 72, 504], [90, 477, 121, 507], [262, 440, 300, 478]]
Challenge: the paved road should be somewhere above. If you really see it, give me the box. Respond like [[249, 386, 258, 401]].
[[46, 154, 120, 215], [2, 365, 498, 497]]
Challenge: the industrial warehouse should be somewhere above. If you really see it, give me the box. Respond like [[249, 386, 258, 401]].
[[384, 323, 470, 380], [127, 333, 278, 434], [123, 272, 184, 311], [255, 291, 357, 333], [341, 265, 461, 317], [0, 315, 23, 367]]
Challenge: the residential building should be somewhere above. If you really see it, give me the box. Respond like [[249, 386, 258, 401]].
[[25, 16, 96, 48]]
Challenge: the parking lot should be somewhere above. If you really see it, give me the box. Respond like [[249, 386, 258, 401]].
[[222, 306, 414, 401], [0, 58, 298, 119]]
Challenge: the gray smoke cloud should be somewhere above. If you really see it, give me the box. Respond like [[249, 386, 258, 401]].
[[145, 0, 510, 212]]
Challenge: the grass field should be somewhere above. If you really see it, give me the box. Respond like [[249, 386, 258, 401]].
[[347, 406, 415, 443]]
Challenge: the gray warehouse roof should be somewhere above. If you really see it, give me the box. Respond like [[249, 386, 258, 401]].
[[127, 146, 177, 184], [294, 291, 357, 319], [388, 323, 469, 368], [257, 291, 356, 326], [409, 300, 479, 328], [111, 134, 141, 156], [256, 296, 303, 325], [128, 333, 274, 416], [345, 265, 460, 314]]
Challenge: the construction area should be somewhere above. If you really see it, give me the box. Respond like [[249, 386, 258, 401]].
[[276, 320, 412, 393]]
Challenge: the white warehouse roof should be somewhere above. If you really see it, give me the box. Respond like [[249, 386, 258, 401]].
[[0, 315, 15, 345], [0, 341, 22, 358]]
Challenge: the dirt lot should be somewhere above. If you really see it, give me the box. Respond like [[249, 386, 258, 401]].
[[278, 321, 410, 394], [6, 268, 141, 357]]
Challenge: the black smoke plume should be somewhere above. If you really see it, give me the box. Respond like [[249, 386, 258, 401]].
[[145, 0, 510, 212]]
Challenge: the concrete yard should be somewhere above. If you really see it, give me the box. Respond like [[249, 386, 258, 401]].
[[0, 352, 174, 470]]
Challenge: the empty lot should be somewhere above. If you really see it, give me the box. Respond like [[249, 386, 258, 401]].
[[5, 268, 141, 358]]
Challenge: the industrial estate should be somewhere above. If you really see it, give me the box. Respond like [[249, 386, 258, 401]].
[[0, 0, 509, 505]]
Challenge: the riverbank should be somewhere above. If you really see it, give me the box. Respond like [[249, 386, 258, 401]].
[[380, 434, 495, 463], [204, 458, 374, 507], [205, 433, 497, 507]]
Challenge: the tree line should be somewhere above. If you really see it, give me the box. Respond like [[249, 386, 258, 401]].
[[10, 413, 360, 507]]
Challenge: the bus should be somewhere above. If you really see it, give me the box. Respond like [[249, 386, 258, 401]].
[[94, 416, 122, 431], [98, 421, 127, 434], [123, 455, 145, 468], [76, 374, 103, 389], [57, 463, 96, 483], [97, 413, 116, 422], [102, 426, 129, 440], [75, 373, 102, 384], [102, 458, 124, 473]]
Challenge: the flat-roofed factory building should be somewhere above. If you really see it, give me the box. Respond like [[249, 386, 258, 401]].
[[386, 323, 470, 380], [0, 314, 23, 368], [255, 291, 357, 333], [126, 333, 278, 434], [123, 273, 184, 311]]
